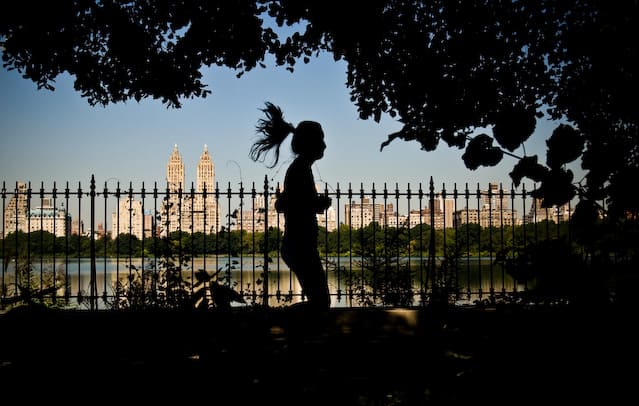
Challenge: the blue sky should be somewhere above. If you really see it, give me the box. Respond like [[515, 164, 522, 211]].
[[1, 50, 569, 194]]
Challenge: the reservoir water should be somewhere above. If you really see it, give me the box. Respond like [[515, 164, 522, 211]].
[[1, 256, 524, 308]]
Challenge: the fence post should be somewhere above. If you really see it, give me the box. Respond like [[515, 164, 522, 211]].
[[89, 175, 97, 311], [429, 177, 437, 301], [262, 175, 269, 307]]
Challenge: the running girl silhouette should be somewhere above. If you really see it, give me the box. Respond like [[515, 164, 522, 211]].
[[250, 102, 331, 310]]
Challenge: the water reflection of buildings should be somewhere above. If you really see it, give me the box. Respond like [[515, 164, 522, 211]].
[[1, 257, 520, 308]]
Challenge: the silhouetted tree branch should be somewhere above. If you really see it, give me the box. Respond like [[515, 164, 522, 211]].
[[2, 1, 637, 220]]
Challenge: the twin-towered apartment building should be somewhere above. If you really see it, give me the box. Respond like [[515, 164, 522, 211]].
[[111, 144, 220, 239], [3, 147, 572, 239]]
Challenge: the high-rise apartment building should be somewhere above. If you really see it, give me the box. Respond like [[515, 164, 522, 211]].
[[71, 218, 84, 235], [2, 184, 70, 237], [524, 197, 573, 224], [453, 183, 519, 227], [161, 144, 219, 235], [166, 143, 185, 192], [192, 145, 219, 233], [230, 193, 285, 233], [317, 206, 337, 232], [344, 197, 456, 230], [432, 197, 456, 229], [2, 182, 28, 236], [344, 198, 387, 229], [111, 197, 153, 240], [230, 184, 337, 233], [27, 198, 70, 237]]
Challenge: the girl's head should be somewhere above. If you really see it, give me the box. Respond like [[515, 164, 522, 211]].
[[250, 102, 325, 168], [291, 120, 326, 161]]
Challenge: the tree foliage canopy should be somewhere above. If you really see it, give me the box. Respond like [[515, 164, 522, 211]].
[[2, 0, 637, 220]]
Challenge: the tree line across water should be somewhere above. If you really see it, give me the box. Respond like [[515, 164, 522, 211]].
[[1, 220, 570, 260]]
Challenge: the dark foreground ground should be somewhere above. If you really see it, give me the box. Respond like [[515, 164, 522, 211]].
[[1, 304, 637, 405]]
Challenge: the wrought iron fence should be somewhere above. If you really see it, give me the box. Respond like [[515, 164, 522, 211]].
[[1, 175, 579, 310]]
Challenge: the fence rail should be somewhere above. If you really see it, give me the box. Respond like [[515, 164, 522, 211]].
[[1, 175, 580, 310]]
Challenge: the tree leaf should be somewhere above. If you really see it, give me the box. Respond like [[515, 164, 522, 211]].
[[531, 168, 575, 207], [462, 134, 504, 170], [546, 124, 584, 169], [509, 155, 549, 187], [493, 105, 537, 152]]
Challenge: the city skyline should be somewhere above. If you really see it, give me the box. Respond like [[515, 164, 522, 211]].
[[2, 159, 572, 239]]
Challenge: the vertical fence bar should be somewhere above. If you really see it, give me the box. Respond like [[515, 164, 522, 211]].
[[275, 181, 282, 303], [238, 181, 244, 299], [336, 182, 342, 303], [394, 183, 400, 298], [251, 182, 257, 303], [371, 182, 377, 302], [262, 175, 269, 307], [190, 182, 195, 293], [323, 182, 330, 303], [152, 182, 158, 301], [428, 177, 436, 303], [360, 183, 366, 303], [406, 182, 411, 307], [214, 182, 220, 283], [441, 182, 447, 303], [90, 175, 97, 311], [347, 183, 353, 303], [115, 182, 121, 304], [418, 183, 425, 305], [76, 182, 82, 303], [532, 185, 538, 245], [453, 183, 459, 301], [38, 182, 44, 297], [226, 182, 232, 287], [14, 183, 20, 299], [127, 183, 134, 296], [64, 182, 70, 302], [511, 183, 519, 294], [1, 182, 5, 303], [382, 183, 388, 304], [49, 182, 55, 302], [499, 183, 506, 296], [11, 183, 19, 299], [464, 183, 471, 301], [178, 183, 184, 290], [103, 181, 109, 302], [475, 183, 482, 301], [26, 182, 31, 297], [488, 182, 494, 301], [141, 182, 146, 305], [203, 182, 208, 299]]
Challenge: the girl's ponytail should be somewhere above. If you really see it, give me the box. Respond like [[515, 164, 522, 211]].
[[250, 102, 295, 168]]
